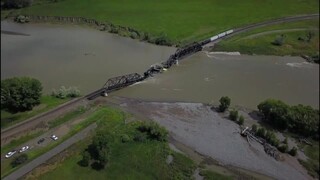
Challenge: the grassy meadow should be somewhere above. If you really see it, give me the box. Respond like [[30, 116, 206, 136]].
[[24, 106, 231, 180], [214, 19, 319, 56], [7, 0, 319, 44]]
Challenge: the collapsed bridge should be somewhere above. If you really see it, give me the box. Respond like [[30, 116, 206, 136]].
[[86, 29, 234, 100]]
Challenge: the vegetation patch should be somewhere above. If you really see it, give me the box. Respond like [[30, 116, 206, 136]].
[[214, 20, 319, 57], [34, 107, 197, 179], [199, 169, 233, 180]]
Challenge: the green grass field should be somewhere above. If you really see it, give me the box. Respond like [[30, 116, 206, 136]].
[[214, 20, 319, 56], [27, 106, 230, 180], [1, 96, 71, 129], [10, 0, 319, 44]]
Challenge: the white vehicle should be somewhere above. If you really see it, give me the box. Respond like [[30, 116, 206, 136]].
[[5, 150, 17, 158], [51, 135, 58, 141], [19, 146, 29, 153]]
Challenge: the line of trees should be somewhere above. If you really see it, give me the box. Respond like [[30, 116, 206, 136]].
[[1, 0, 32, 9], [257, 99, 319, 139]]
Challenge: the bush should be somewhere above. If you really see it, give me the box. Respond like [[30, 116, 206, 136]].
[[251, 124, 258, 133], [256, 127, 266, 139], [79, 151, 90, 167], [133, 132, 147, 142], [137, 122, 168, 142], [1, 77, 42, 112], [283, 137, 288, 144], [51, 86, 80, 99], [272, 34, 285, 46], [229, 110, 238, 121], [278, 144, 289, 153], [120, 134, 130, 143], [238, 115, 244, 125], [289, 147, 298, 156], [219, 96, 231, 112], [11, 154, 28, 167]]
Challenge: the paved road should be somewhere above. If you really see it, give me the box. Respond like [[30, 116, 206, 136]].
[[3, 123, 97, 180]]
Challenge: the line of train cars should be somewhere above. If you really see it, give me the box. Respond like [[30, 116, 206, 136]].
[[210, 29, 234, 42]]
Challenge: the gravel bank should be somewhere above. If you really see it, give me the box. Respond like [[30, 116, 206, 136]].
[[120, 100, 312, 180]]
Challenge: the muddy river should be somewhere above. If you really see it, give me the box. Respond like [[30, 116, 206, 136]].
[[1, 21, 319, 109]]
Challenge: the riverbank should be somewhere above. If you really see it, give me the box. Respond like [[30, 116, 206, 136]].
[[213, 19, 319, 60], [100, 96, 314, 180]]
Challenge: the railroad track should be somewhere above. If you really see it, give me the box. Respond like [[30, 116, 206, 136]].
[[1, 13, 319, 144]]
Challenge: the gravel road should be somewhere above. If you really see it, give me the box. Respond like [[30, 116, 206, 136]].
[[3, 123, 97, 180]]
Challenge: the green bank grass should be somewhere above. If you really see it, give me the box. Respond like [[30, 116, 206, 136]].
[[200, 170, 234, 180], [12, 0, 319, 44], [298, 140, 319, 178], [1, 96, 72, 129], [214, 20, 319, 56]]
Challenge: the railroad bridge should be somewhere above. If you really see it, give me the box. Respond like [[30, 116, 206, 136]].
[[86, 29, 234, 100]]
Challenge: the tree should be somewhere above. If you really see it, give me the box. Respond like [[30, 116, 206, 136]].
[[238, 115, 244, 125], [229, 110, 238, 121], [219, 96, 231, 112], [1, 77, 42, 113], [11, 154, 28, 167]]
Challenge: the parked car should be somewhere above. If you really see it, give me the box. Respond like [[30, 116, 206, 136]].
[[5, 150, 17, 158], [19, 146, 29, 153], [38, 138, 45, 144], [51, 135, 58, 141]]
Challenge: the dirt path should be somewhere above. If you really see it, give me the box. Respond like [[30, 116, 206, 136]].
[[2, 123, 97, 180]]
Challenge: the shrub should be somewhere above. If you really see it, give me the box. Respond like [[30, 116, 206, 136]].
[[278, 144, 289, 153], [11, 154, 28, 167], [133, 132, 147, 142], [238, 115, 244, 125], [289, 147, 298, 156], [251, 124, 258, 133], [229, 110, 238, 121], [2, 0, 32, 9], [79, 151, 90, 167], [51, 86, 81, 99], [219, 96, 231, 112], [283, 137, 288, 144], [272, 34, 285, 46], [137, 122, 168, 142], [256, 127, 266, 139], [120, 134, 130, 143]]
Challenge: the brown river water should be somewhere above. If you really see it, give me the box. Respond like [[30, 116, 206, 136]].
[[1, 21, 319, 109]]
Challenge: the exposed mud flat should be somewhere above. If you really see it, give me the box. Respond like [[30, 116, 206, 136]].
[[111, 97, 313, 180]]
